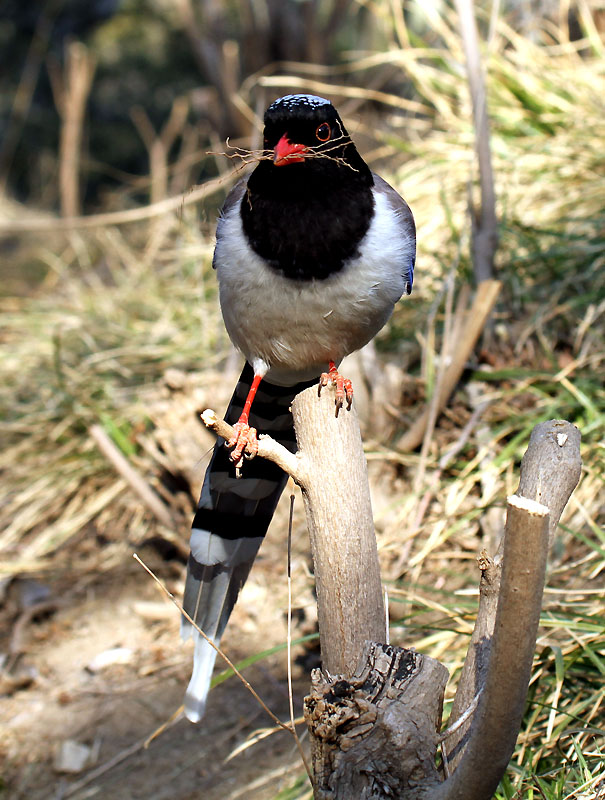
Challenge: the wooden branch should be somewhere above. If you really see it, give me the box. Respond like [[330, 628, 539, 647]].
[[441, 419, 581, 783], [57, 41, 96, 218], [200, 409, 300, 479], [0, 168, 240, 233], [89, 424, 175, 531], [305, 643, 448, 799], [291, 385, 386, 676], [201, 388, 447, 797], [200, 396, 581, 798], [204, 386, 385, 675], [431, 494, 549, 800], [397, 280, 501, 452], [515, 419, 582, 546], [131, 97, 189, 206]]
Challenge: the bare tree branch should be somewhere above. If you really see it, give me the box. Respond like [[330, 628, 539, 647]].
[[442, 419, 582, 780], [200, 398, 581, 798], [89, 424, 176, 533], [432, 494, 550, 800], [397, 280, 501, 452], [202, 386, 385, 677], [291, 385, 386, 676], [55, 41, 96, 218], [0, 168, 240, 233], [200, 409, 300, 479]]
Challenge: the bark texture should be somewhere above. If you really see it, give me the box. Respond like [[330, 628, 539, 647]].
[[305, 643, 448, 800], [444, 420, 582, 776], [434, 494, 550, 799], [291, 386, 386, 676], [201, 399, 582, 800]]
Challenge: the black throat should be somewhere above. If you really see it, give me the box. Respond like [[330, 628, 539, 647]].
[[240, 154, 375, 281]]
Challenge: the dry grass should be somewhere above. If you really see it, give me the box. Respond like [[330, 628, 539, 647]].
[[0, 2, 604, 798]]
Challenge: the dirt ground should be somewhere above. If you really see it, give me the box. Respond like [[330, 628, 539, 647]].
[[1, 500, 318, 800], [0, 357, 457, 800], [1, 359, 391, 800]]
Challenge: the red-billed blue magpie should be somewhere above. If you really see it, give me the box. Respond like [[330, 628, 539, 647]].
[[181, 94, 416, 722]]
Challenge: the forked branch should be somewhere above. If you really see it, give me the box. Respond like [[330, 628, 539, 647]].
[[201, 396, 581, 799]]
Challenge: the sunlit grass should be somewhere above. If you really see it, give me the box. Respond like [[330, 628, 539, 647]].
[[0, 1, 603, 797]]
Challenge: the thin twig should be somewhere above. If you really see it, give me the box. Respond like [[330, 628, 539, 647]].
[[144, 705, 184, 748], [200, 410, 301, 482], [208, 130, 360, 172], [0, 168, 241, 233], [225, 716, 307, 762], [90, 424, 175, 530], [384, 586, 390, 645], [438, 689, 483, 744], [133, 553, 293, 735]]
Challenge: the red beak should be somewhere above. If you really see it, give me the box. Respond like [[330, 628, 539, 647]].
[[273, 134, 307, 166]]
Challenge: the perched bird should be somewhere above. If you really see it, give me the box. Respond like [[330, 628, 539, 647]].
[[181, 94, 416, 722]]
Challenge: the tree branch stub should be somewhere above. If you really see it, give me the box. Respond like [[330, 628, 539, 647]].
[[432, 494, 550, 800], [305, 643, 448, 800], [291, 384, 386, 677], [200, 397, 582, 799], [442, 419, 581, 786], [200, 408, 300, 480]]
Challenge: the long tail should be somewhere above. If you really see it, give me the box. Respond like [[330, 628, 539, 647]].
[[181, 362, 314, 722]]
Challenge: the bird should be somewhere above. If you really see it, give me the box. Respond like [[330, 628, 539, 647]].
[[180, 93, 416, 722]]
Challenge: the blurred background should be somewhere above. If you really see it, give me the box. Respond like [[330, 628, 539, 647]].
[[1, 1, 604, 798]]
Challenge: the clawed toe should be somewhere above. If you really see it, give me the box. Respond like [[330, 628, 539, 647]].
[[318, 362, 354, 416], [227, 420, 259, 468]]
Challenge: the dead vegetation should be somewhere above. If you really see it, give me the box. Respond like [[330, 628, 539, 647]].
[[0, 2, 604, 798]]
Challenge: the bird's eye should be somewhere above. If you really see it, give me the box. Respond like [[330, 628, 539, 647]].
[[316, 122, 331, 142]]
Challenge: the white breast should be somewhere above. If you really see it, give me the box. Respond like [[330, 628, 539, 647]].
[[214, 189, 412, 385]]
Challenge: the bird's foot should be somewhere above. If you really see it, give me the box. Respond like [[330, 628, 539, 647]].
[[226, 420, 259, 469], [318, 362, 353, 417]]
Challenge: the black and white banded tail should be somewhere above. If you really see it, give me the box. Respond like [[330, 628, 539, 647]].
[[181, 363, 314, 722]]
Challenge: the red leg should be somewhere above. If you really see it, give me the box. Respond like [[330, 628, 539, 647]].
[[227, 373, 262, 466], [318, 361, 353, 416]]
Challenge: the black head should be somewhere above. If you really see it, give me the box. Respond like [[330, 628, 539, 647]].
[[241, 94, 375, 281], [260, 94, 371, 180]]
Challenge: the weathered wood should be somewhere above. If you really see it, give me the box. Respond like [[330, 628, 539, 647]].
[[432, 495, 549, 800], [516, 419, 582, 546], [305, 643, 448, 800], [454, 0, 499, 284], [291, 385, 386, 676], [397, 280, 501, 452], [443, 420, 581, 780], [202, 384, 386, 677], [200, 398, 582, 798]]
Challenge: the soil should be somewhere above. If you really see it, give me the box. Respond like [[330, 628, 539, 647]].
[[0, 359, 467, 799], [1, 505, 317, 800]]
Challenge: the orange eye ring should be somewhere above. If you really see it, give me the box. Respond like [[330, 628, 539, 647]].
[[316, 122, 331, 142]]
